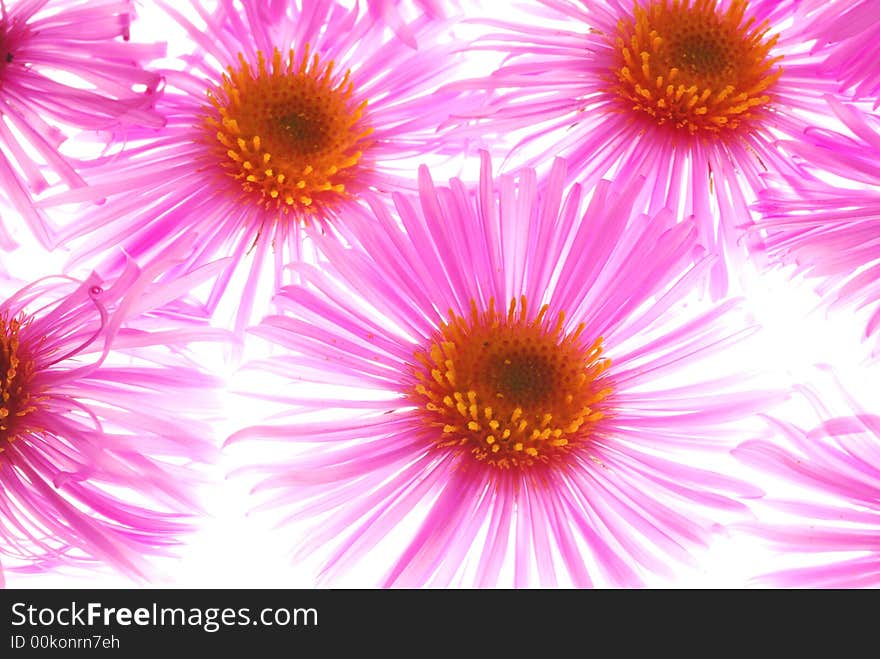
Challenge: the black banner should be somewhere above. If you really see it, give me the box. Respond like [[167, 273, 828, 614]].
[[0, 588, 863, 653]]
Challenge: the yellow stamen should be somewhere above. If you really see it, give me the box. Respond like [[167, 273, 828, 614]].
[[202, 46, 373, 219], [609, 0, 782, 138], [410, 297, 613, 470], [0, 313, 39, 452]]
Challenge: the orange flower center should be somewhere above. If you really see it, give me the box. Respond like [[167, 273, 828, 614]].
[[0, 313, 38, 452], [203, 46, 373, 219], [411, 298, 613, 470], [610, 0, 782, 136]]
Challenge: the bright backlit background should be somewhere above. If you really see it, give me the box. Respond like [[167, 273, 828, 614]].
[[2, 0, 874, 588]]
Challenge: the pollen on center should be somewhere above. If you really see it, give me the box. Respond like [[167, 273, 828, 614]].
[[1, 313, 39, 453], [202, 46, 374, 218], [609, 0, 782, 137], [411, 297, 613, 470]]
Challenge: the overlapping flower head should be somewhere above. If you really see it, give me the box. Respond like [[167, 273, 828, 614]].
[[0, 0, 163, 249], [755, 99, 880, 356], [734, 382, 880, 587], [795, 0, 880, 104], [46, 0, 475, 336], [226, 152, 783, 587], [0, 251, 224, 585], [445, 0, 862, 295]]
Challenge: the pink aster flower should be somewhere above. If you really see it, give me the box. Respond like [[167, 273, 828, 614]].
[[755, 98, 880, 354], [227, 154, 778, 588], [47, 0, 474, 335], [734, 385, 880, 588], [447, 0, 850, 295], [0, 0, 163, 249], [0, 253, 223, 585]]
